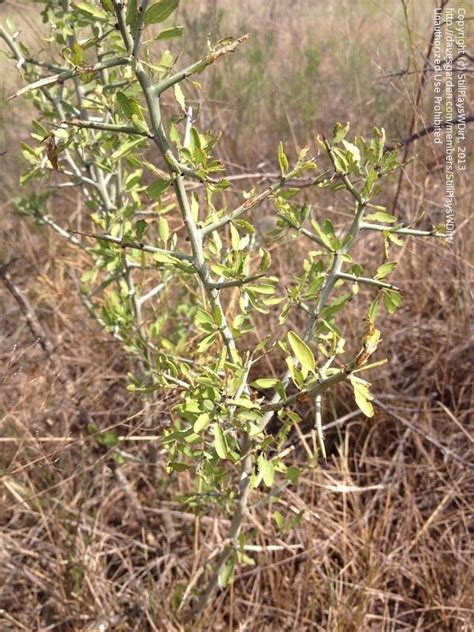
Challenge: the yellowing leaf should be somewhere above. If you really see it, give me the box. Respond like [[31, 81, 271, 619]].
[[349, 375, 374, 417], [174, 83, 186, 112], [230, 223, 241, 250], [342, 139, 361, 166]]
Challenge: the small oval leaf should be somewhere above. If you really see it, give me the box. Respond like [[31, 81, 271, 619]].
[[287, 330, 316, 375]]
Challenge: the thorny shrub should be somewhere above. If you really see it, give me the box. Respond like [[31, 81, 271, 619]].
[[0, 0, 444, 616]]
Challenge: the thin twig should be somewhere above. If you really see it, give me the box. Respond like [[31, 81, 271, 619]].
[[374, 399, 473, 468], [385, 115, 474, 152], [67, 228, 194, 262]]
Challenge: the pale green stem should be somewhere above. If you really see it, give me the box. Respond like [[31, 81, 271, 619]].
[[155, 35, 249, 96], [173, 174, 237, 358], [262, 367, 351, 413], [63, 118, 152, 137], [337, 272, 399, 291], [38, 215, 87, 250], [260, 144, 368, 429], [132, 0, 150, 58], [361, 222, 445, 237], [110, 5, 255, 616], [274, 212, 330, 250], [201, 181, 284, 238], [112, 0, 239, 361], [6, 56, 131, 100], [208, 274, 264, 290], [314, 394, 325, 458], [68, 230, 193, 262], [0, 25, 25, 68]]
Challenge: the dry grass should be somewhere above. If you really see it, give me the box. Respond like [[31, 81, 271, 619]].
[[1, 1, 473, 630]]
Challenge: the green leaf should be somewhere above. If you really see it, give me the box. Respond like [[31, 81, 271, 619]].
[[321, 292, 353, 319], [99, 0, 113, 11], [190, 193, 199, 221], [111, 137, 145, 161], [235, 219, 256, 234], [154, 25, 184, 40], [213, 423, 228, 459], [387, 232, 404, 247], [230, 224, 241, 251], [196, 332, 217, 353], [362, 169, 378, 198], [248, 422, 263, 437], [144, 0, 179, 25], [97, 430, 119, 448], [382, 288, 402, 314], [349, 375, 374, 417], [332, 121, 350, 144], [250, 378, 281, 389], [158, 217, 169, 242], [285, 356, 303, 387], [6, 17, 16, 33], [258, 454, 275, 487], [246, 284, 275, 295], [226, 397, 258, 410], [116, 92, 143, 121], [341, 139, 361, 167], [311, 219, 335, 251], [169, 462, 188, 472], [375, 261, 397, 280], [278, 141, 289, 176], [219, 557, 235, 588], [174, 83, 186, 112], [70, 42, 84, 65], [193, 412, 210, 433], [331, 148, 349, 174], [75, 1, 108, 20], [113, 452, 125, 465], [287, 465, 299, 484], [21, 142, 40, 165], [135, 219, 147, 239], [321, 218, 340, 249], [259, 249, 271, 272], [146, 179, 170, 199], [364, 210, 397, 223], [351, 264, 364, 277], [273, 510, 285, 529], [288, 510, 304, 530], [368, 297, 379, 323], [153, 252, 177, 265], [287, 331, 316, 376], [195, 309, 213, 328], [131, 114, 149, 134], [126, 0, 139, 29]]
